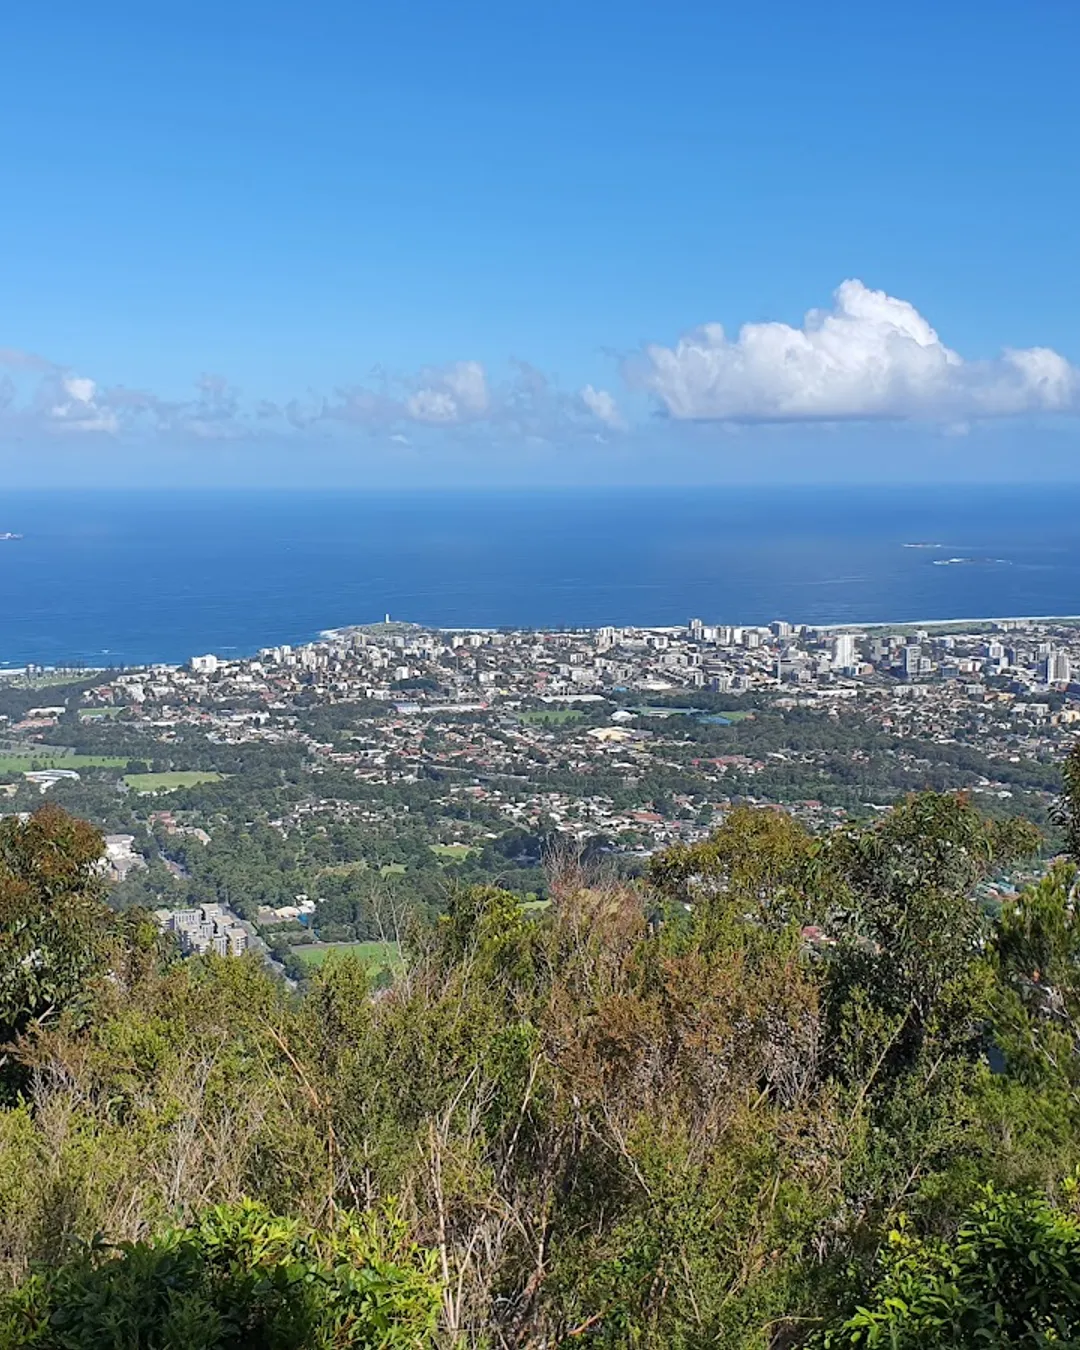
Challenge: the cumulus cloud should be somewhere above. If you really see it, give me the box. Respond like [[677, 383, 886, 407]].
[[406, 360, 490, 424], [63, 376, 96, 404], [46, 375, 120, 434], [2, 282, 1075, 449], [632, 279, 1079, 423], [579, 384, 626, 430]]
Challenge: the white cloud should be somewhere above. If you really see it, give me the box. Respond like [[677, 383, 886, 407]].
[[579, 384, 626, 430], [442, 360, 489, 413], [4, 283, 1075, 450], [633, 279, 1079, 423], [406, 360, 489, 424], [405, 388, 459, 423], [47, 374, 120, 434], [63, 375, 97, 404]]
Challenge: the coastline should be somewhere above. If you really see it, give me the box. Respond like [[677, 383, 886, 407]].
[[6, 610, 1080, 678], [812, 613, 1080, 631], [327, 613, 1080, 639]]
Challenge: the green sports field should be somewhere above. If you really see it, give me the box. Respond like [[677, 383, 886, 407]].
[[295, 940, 402, 971], [430, 842, 476, 861], [0, 754, 128, 773]]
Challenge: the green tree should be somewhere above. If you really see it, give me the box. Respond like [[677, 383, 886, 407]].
[[0, 806, 120, 1098]]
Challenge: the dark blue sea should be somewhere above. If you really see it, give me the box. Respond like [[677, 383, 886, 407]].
[[1, 486, 1079, 668]]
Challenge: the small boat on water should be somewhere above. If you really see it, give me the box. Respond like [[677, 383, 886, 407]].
[[0, 533, 23, 541]]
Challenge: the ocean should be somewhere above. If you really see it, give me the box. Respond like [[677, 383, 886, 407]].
[[1, 485, 1079, 668]]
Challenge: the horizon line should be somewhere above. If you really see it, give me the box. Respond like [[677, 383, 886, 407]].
[[5, 480, 1080, 494]]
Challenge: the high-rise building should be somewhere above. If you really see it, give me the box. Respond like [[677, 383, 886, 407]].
[[770, 620, 793, 638], [832, 634, 857, 670], [902, 643, 922, 678], [1044, 649, 1071, 684]]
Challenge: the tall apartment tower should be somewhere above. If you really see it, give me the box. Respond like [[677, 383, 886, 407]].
[[831, 633, 857, 670], [1045, 649, 1071, 685]]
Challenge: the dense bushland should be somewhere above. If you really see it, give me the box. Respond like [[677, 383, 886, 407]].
[[4, 757, 1080, 1346]]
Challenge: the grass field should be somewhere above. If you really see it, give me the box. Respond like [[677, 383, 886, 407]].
[[124, 771, 224, 791], [0, 670, 104, 688], [295, 940, 402, 971], [0, 753, 128, 773], [80, 707, 123, 720], [316, 860, 370, 877], [518, 709, 585, 726], [316, 860, 406, 878], [430, 843, 475, 861]]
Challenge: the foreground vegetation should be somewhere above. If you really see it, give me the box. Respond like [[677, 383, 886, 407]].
[[6, 752, 1080, 1344]]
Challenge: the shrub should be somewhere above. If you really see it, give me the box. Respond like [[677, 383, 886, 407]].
[[825, 1186, 1080, 1348], [0, 1199, 440, 1349]]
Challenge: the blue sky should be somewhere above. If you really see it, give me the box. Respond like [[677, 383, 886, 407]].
[[1, 0, 1078, 485]]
